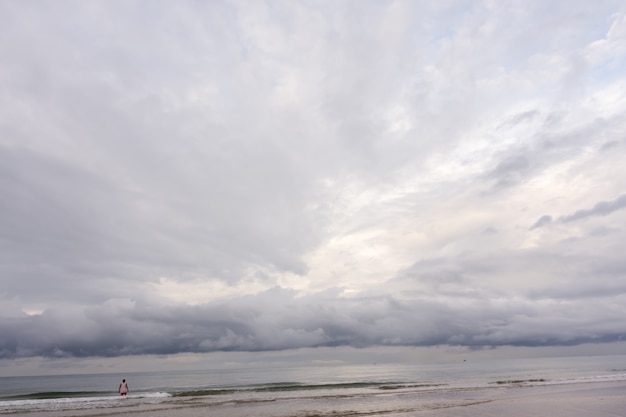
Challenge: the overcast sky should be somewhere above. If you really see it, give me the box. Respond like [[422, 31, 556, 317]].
[[1, 0, 626, 369]]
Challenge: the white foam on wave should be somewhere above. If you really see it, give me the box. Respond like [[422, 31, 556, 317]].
[[545, 372, 626, 386], [135, 391, 172, 398], [0, 391, 172, 413]]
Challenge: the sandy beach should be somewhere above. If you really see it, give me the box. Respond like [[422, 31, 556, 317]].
[[11, 380, 626, 417]]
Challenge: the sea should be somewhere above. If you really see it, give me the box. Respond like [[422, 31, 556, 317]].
[[1, 354, 625, 415]]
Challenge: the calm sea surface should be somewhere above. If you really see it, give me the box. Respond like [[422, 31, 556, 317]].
[[1, 355, 625, 414]]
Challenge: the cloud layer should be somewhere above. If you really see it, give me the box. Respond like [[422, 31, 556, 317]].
[[1, 0, 626, 359]]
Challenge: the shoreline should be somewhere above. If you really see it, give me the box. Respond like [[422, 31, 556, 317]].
[[7, 379, 626, 417]]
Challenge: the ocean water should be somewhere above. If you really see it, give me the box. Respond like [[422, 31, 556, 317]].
[[1, 354, 625, 415]]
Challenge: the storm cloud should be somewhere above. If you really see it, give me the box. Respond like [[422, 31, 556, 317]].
[[2, 0, 626, 360]]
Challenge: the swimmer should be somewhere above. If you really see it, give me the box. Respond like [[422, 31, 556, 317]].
[[118, 379, 129, 396]]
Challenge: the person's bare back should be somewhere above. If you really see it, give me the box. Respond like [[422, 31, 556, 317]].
[[118, 379, 129, 396]]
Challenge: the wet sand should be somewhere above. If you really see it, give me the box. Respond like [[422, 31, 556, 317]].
[[13, 380, 626, 417], [418, 381, 626, 417]]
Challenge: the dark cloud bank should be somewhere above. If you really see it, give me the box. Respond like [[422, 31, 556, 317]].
[[2, 286, 625, 359]]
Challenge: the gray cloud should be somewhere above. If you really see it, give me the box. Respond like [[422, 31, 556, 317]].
[[487, 156, 532, 190], [532, 194, 626, 229], [529, 215, 553, 230], [561, 194, 626, 223]]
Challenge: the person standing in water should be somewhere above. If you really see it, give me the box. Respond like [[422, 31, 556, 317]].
[[118, 379, 129, 396]]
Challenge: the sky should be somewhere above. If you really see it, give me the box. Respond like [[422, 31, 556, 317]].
[[1, 0, 626, 375]]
